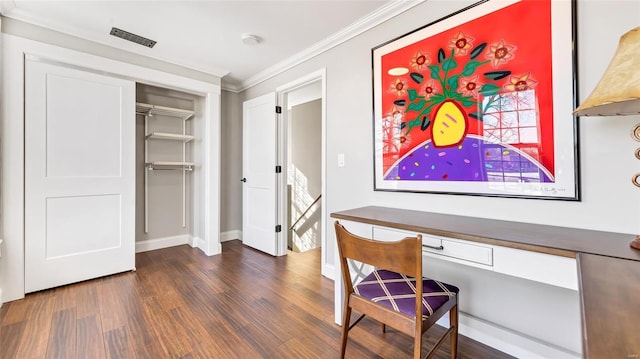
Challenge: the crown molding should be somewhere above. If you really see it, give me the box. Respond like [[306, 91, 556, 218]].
[[0, 5, 229, 79], [0, 1, 16, 15], [234, 0, 425, 92], [221, 81, 243, 93]]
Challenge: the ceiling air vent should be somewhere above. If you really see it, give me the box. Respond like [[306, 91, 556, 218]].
[[109, 27, 156, 48]]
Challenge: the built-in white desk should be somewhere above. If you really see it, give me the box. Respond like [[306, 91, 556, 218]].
[[331, 206, 640, 359]]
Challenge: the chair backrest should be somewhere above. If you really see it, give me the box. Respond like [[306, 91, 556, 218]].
[[334, 221, 423, 289]]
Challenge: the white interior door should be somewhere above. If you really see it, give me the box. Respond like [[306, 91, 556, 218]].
[[242, 93, 279, 256], [25, 58, 136, 293]]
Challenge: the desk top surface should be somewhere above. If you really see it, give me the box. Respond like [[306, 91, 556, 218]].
[[331, 206, 640, 261]]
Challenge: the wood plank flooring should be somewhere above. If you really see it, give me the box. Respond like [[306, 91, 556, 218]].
[[0, 240, 514, 359]]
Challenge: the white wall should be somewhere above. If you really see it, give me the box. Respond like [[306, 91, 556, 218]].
[[220, 90, 243, 235]]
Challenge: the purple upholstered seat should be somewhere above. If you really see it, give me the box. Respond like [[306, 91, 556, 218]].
[[353, 269, 459, 320]]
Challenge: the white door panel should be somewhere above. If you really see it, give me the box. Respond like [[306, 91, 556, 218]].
[[44, 73, 123, 178], [25, 58, 135, 293], [242, 93, 278, 256]]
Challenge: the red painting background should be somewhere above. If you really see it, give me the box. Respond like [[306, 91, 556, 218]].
[[379, 0, 554, 175]]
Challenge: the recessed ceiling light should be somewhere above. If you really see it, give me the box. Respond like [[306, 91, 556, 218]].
[[241, 34, 261, 46]]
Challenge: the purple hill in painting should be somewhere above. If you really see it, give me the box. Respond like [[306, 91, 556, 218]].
[[384, 136, 553, 183]]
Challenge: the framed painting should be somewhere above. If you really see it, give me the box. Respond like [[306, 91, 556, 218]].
[[372, 0, 579, 200]]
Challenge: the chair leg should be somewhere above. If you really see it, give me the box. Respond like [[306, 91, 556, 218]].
[[340, 305, 352, 359], [413, 330, 423, 359], [449, 303, 459, 359], [382, 323, 386, 333]]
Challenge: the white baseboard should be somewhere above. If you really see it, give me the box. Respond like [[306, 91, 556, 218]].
[[436, 312, 580, 359], [135, 235, 190, 253], [322, 263, 335, 281], [194, 236, 222, 256], [195, 236, 206, 249], [0, 288, 3, 307], [221, 230, 242, 242], [189, 235, 198, 247]]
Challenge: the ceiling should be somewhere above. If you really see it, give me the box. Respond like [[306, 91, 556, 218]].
[[0, 0, 420, 91]]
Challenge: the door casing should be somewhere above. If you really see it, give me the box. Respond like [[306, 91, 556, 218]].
[[275, 69, 331, 277]]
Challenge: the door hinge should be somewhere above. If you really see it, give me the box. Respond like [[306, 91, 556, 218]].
[[275, 165, 282, 173], [276, 225, 282, 233], [275, 105, 282, 114]]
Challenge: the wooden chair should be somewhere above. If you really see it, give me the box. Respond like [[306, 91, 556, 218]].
[[334, 221, 459, 359]]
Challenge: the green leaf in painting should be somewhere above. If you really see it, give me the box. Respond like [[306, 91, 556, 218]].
[[419, 100, 440, 118], [484, 71, 511, 80], [447, 92, 463, 102], [407, 100, 426, 112], [448, 75, 460, 91], [470, 43, 487, 60], [442, 57, 458, 71], [408, 89, 418, 101], [461, 60, 485, 77], [410, 72, 424, 84], [431, 93, 445, 102], [461, 97, 476, 107], [428, 65, 441, 81], [479, 83, 501, 96], [437, 48, 446, 63]]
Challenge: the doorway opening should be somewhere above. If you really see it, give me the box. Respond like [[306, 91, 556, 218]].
[[276, 69, 331, 278], [285, 82, 322, 253], [135, 84, 206, 253]]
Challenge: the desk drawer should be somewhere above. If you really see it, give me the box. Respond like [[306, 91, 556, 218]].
[[372, 226, 441, 248], [373, 226, 492, 267], [429, 238, 493, 266]]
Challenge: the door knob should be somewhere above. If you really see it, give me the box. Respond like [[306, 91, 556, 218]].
[[241, 178, 247, 182]]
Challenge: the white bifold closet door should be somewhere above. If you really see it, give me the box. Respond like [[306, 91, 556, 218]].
[[25, 57, 136, 293]]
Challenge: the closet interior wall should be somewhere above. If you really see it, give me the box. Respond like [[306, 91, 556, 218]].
[[135, 83, 203, 248]]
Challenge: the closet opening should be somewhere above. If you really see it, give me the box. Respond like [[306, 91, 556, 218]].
[[135, 84, 205, 252]]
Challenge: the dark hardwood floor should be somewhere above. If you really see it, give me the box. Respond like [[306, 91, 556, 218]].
[[0, 240, 514, 358]]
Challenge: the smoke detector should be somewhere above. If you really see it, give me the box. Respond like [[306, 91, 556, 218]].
[[241, 34, 261, 46]]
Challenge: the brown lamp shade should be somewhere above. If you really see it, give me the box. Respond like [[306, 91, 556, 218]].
[[574, 26, 640, 116]]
